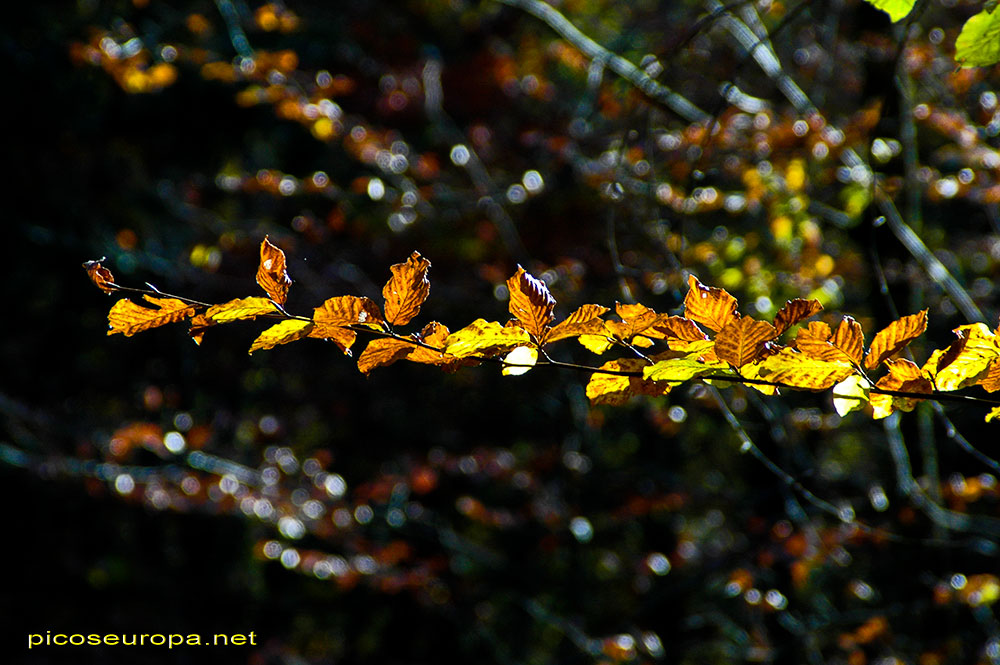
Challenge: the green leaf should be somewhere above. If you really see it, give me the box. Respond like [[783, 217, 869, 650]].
[[955, 8, 1000, 68], [862, 0, 916, 22]]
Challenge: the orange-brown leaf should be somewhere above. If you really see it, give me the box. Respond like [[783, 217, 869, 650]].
[[649, 316, 708, 341], [870, 359, 934, 419], [382, 251, 431, 327], [256, 236, 292, 305], [864, 310, 928, 370], [307, 325, 357, 356], [189, 314, 212, 346], [586, 358, 669, 405], [714, 317, 778, 368], [83, 259, 116, 294], [507, 266, 556, 342], [108, 295, 198, 337], [314, 295, 384, 330], [773, 298, 823, 336], [832, 316, 865, 365], [357, 338, 417, 374], [683, 275, 739, 332], [605, 302, 659, 340], [547, 304, 610, 343]]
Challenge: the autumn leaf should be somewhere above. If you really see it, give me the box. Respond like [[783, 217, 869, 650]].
[[713, 316, 777, 368], [586, 358, 669, 405], [313, 295, 385, 332], [577, 332, 615, 354], [862, 0, 915, 22], [987, 406, 1000, 423], [250, 319, 314, 354], [507, 266, 556, 343], [382, 251, 431, 327], [738, 363, 779, 395], [832, 317, 865, 365], [756, 349, 855, 390], [643, 356, 730, 383], [683, 275, 739, 332], [547, 304, 609, 343], [307, 325, 358, 356], [357, 322, 457, 373], [772, 298, 823, 336], [108, 295, 199, 336], [444, 319, 531, 358], [649, 316, 708, 342], [502, 346, 538, 376], [205, 296, 277, 323], [865, 311, 928, 370], [83, 259, 116, 294], [256, 236, 292, 305], [924, 323, 1000, 391], [870, 359, 933, 419], [357, 337, 419, 374], [604, 302, 660, 342]]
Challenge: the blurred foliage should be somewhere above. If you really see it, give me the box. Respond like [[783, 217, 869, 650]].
[[6, 0, 1000, 664]]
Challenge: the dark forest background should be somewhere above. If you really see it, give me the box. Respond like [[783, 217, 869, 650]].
[[4, 0, 1000, 663]]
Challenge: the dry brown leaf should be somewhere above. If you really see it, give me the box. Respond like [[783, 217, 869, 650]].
[[256, 236, 292, 305], [307, 325, 357, 356], [772, 298, 823, 336], [683, 275, 739, 332], [870, 359, 934, 418], [108, 295, 199, 337], [714, 317, 778, 368], [313, 295, 385, 330], [382, 251, 431, 327], [547, 304, 609, 343], [357, 338, 418, 374], [507, 266, 556, 342], [83, 259, 116, 294], [864, 310, 928, 370]]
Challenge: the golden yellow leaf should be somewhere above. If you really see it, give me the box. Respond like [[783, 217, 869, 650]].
[[986, 406, 1000, 423], [313, 295, 385, 330], [382, 251, 431, 327], [507, 266, 556, 342], [756, 349, 854, 390], [256, 236, 292, 305], [864, 310, 928, 370], [547, 304, 609, 343], [577, 332, 614, 354], [870, 359, 933, 419], [205, 296, 277, 323], [108, 295, 198, 337], [683, 274, 739, 332], [249, 319, 314, 354], [83, 259, 116, 294], [832, 375, 871, 416], [605, 302, 659, 341], [443, 319, 531, 358], [307, 325, 357, 356], [586, 358, 668, 406], [977, 360, 1000, 393], [772, 298, 823, 336], [714, 316, 777, 368], [649, 316, 708, 341], [738, 363, 779, 395], [643, 356, 730, 383], [501, 345, 538, 376], [925, 323, 1000, 391]]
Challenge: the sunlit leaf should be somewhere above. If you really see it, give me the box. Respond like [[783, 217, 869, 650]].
[[507, 266, 556, 342], [501, 345, 538, 376], [649, 316, 708, 341], [307, 325, 357, 356], [205, 296, 277, 323], [443, 319, 530, 358], [578, 332, 614, 354], [955, 8, 1000, 68], [108, 295, 198, 336], [548, 304, 610, 343], [865, 310, 928, 370], [756, 349, 854, 390], [357, 337, 418, 374], [925, 323, 1000, 391], [870, 359, 933, 419], [738, 363, 779, 395], [83, 259, 116, 294], [256, 236, 292, 305], [862, 0, 916, 21], [772, 298, 823, 336], [643, 356, 729, 383], [683, 275, 739, 332], [249, 319, 313, 354], [313, 295, 385, 331], [382, 251, 431, 327], [832, 375, 871, 416], [586, 358, 669, 405], [987, 405, 1000, 423], [714, 316, 777, 368], [605, 302, 659, 341], [832, 316, 865, 365]]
